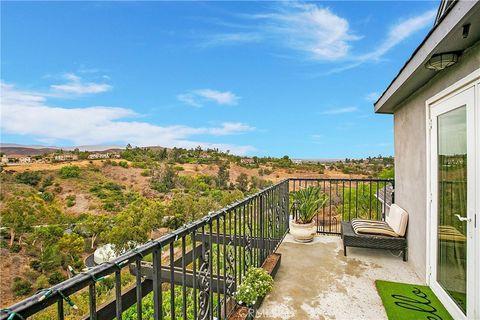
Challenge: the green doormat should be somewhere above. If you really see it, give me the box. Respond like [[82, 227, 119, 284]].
[[375, 280, 453, 320]]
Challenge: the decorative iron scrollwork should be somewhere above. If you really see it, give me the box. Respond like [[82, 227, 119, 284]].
[[225, 234, 235, 297], [197, 249, 210, 320], [267, 195, 274, 242], [244, 204, 253, 268]]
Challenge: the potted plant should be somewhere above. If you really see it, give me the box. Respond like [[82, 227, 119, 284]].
[[289, 186, 328, 242], [234, 267, 274, 319]]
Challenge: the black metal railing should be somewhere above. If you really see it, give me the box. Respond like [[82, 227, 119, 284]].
[[289, 178, 394, 235], [1, 180, 289, 320]]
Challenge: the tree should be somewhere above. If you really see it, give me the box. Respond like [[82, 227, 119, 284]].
[[58, 233, 84, 264], [235, 173, 249, 192], [378, 167, 394, 179], [1, 197, 37, 245], [32, 225, 64, 248], [39, 245, 62, 272], [151, 164, 178, 193], [83, 214, 110, 249], [159, 148, 168, 160], [250, 176, 272, 191], [216, 163, 230, 189], [276, 155, 293, 168], [103, 199, 164, 254], [340, 183, 381, 220]]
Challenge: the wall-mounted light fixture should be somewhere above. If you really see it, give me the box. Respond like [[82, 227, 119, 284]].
[[425, 52, 459, 71]]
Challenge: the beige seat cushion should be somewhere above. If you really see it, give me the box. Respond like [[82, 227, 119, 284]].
[[351, 219, 399, 237], [386, 204, 408, 237]]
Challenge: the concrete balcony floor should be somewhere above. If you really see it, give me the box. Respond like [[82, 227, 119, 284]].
[[257, 234, 421, 320]]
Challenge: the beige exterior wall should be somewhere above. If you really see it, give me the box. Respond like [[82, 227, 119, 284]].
[[393, 41, 480, 282]]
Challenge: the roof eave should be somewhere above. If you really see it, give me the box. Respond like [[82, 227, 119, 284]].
[[374, 0, 479, 114]]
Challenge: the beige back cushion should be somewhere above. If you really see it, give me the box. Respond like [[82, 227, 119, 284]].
[[386, 204, 408, 237]]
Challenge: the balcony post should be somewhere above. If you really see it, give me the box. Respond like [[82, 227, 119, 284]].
[[259, 193, 265, 263]]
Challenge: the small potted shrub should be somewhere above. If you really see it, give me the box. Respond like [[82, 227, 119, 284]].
[[234, 267, 274, 319], [289, 186, 328, 242]]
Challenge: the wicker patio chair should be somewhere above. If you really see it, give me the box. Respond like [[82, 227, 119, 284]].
[[341, 204, 408, 261]]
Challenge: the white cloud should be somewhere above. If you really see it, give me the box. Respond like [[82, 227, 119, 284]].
[[249, 2, 360, 60], [206, 122, 254, 135], [0, 82, 255, 155], [194, 89, 239, 105], [362, 9, 436, 61], [177, 93, 202, 107], [50, 73, 112, 94], [178, 89, 239, 107], [319, 106, 358, 115], [200, 32, 262, 47], [311, 134, 324, 144], [365, 92, 380, 103], [323, 8, 436, 75]]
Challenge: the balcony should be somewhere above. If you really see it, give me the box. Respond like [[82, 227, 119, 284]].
[[1, 178, 412, 320]]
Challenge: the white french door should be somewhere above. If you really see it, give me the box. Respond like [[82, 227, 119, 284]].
[[429, 78, 478, 320]]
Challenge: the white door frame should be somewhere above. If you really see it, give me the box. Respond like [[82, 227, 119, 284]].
[[425, 69, 479, 320]]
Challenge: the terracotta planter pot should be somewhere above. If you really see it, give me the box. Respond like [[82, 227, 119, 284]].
[[289, 220, 316, 242]]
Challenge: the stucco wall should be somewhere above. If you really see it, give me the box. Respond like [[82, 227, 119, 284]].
[[393, 41, 480, 282]]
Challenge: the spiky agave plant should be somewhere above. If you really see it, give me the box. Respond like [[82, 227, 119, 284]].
[[290, 186, 328, 224]]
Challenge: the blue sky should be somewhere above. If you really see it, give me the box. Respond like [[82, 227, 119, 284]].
[[1, 1, 438, 158]]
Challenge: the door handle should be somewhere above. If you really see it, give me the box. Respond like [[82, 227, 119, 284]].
[[455, 214, 471, 222]]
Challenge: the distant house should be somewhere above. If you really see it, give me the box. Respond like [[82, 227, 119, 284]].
[[292, 159, 303, 165], [88, 153, 110, 160], [1, 154, 32, 164], [53, 154, 78, 161], [19, 156, 32, 164], [198, 152, 210, 159], [240, 158, 255, 165]]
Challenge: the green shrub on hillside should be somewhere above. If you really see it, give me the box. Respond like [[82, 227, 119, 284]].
[[42, 175, 54, 188], [15, 171, 42, 186], [140, 169, 151, 176], [66, 195, 76, 207], [9, 243, 21, 253], [30, 259, 42, 271], [48, 271, 66, 285], [59, 165, 81, 178], [41, 192, 55, 203], [33, 275, 49, 290], [12, 277, 32, 296], [90, 182, 138, 212]]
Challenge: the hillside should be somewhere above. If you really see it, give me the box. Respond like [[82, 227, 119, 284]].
[[0, 147, 59, 156]]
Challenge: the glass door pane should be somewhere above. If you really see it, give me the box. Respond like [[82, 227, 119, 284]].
[[437, 106, 467, 314]]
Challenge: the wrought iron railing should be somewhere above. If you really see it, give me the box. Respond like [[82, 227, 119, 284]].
[[289, 178, 394, 235], [0, 180, 289, 320], [1, 177, 393, 319]]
